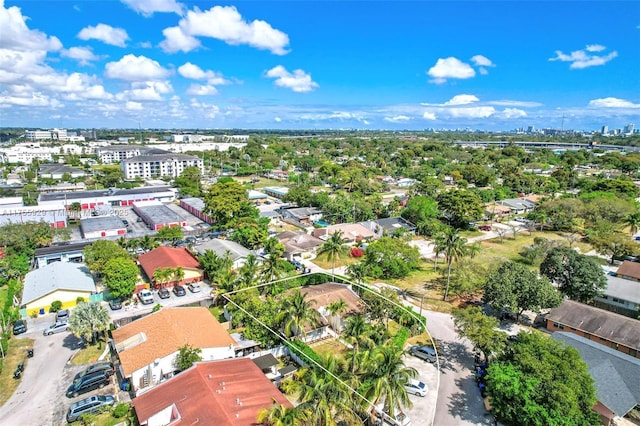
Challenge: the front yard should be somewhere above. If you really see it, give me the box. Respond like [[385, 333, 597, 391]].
[[0, 337, 34, 407]]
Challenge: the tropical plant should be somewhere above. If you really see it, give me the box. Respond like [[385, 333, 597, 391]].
[[326, 298, 348, 330], [275, 290, 322, 339], [434, 227, 469, 301], [175, 344, 202, 371], [316, 231, 348, 281], [68, 302, 111, 347], [257, 402, 311, 426]]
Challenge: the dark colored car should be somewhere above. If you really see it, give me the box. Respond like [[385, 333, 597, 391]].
[[108, 299, 122, 310], [409, 345, 437, 363], [122, 219, 129, 226], [158, 288, 171, 299], [73, 362, 115, 383], [66, 371, 111, 398], [67, 395, 115, 422], [173, 285, 186, 297], [13, 319, 27, 335]]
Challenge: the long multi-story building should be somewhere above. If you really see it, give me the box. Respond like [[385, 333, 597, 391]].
[[96, 145, 155, 164], [121, 153, 204, 179], [38, 186, 176, 210]]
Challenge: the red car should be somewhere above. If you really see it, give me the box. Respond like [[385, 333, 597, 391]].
[[479, 225, 492, 231]]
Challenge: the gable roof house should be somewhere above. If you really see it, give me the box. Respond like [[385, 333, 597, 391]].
[[111, 307, 237, 395], [21, 262, 96, 316], [497, 197, 536, 214], [593, 275, 640, 318], [193, 239, 254, 269], [133, 358, 292, 426], [137, 246, 203, 288], [615, 261, 640, 282], [360, 217, 417, 238], [546, 300, 640, 359], [312, 223, 375, 243], [552, 332, 640, 426], [279, 206, 323, 225], [277, 231, 324, 261]]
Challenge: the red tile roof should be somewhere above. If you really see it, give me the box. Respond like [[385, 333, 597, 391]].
[[616, 261, 640, 280], [133, 359, 292, 426], [112, 307, 236, 376], [137, 246, 201, 279]]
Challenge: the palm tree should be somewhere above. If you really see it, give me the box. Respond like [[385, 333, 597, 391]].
[[67, 302, 110, 348], [326, 298, 348, 331], [346, 262, 367, 287], [625, 212, 640, 236], [316, 231, 348, 281], [275, 290, 322, 339], [172, 266, 185, 284], [153, 267, 172, 288], [434, 227, 468, 302], [257, 402, 311, 426], [361, 346, 417, 422], [261, 255, 284, 284], [238, 253, 259, 288]]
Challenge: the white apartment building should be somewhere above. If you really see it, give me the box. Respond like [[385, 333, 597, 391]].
[[121, 153, 204, 179], [0, 144, 55, 164], [147, 142, 246, 153], [25, 130, 53, 140], [96, 145, 152, 164]]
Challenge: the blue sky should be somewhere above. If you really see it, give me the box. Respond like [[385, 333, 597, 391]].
[[1, 0, 639, 131]]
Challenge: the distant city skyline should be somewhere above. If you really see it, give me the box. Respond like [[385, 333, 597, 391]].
[[1, 0, 639, 130]]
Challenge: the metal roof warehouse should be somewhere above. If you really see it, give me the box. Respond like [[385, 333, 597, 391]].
[[133, 201, 186, 231], [38, 186, 176, 209], [80, 216, 127, 239]]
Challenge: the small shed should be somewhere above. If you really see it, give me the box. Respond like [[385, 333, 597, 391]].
[[80, 216, 127, 239]]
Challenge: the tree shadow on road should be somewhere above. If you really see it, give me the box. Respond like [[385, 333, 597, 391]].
[[448, 377, 495, 425], [437, 340, 472, 374], [62, 333, 84, 350]]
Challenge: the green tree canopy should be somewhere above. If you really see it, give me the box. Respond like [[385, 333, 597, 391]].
[[540, 247, 607, 303], [174, 166, 202, 198], [102, 257, 139, 299], [485, 332, 599, 426], [68, 302, 111, 346], [400, 195, 439, 225], [175, 344, 203, 371], [483, 261, 562, 320], [83, 240, 130, 276], [452, 307, 507, 360], [436, 189, 484, 228], [363, 236, 421, 279], [203, 180, 258, 229]]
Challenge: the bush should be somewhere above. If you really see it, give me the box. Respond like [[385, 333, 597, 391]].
[[49, 300, 62, 313], [152, 304, 162, 312], [287, 340, 323, 367], [390, 327, 410, 351], [350, 247, 364, 258], [76, 297, 85, 304], [112, 403, 130, 418]]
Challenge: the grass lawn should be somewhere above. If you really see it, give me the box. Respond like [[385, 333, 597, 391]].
[[70, 342, 106, 366], [0, 337, 35, 407], [69, 405, 133, 426], [0, 286, 7, 309], [311, 253, 360, 270], [312, 339, 350, 359]]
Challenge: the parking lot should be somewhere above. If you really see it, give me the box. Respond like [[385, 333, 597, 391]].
[[403, 352, 439, 425]]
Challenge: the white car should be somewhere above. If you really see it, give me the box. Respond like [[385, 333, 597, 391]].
[[138, 289, 154, 305], [188, 283, 201, 293], [43, 322, 69, 336], [374, 404, 411, 426], [404, 379, 428, 397]]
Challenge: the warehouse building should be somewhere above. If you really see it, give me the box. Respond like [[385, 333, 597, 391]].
[[133, 200, 186, 231], [179, 197, 212, 224], [38, 186, 176, 210], [80, 216, 127, 239], [0, 204, 67, 228]]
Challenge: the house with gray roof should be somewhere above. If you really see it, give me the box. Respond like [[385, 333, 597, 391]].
[[594, 275, 640, 318], [546, 300, 640, 359], [21, 262, 96, 316], [279, 206, 322, 225], [277, 231, 324, 261], [359, 217, 416, 238], [552, 332, 640, 425], [194, 239, 255, 269], [498, 197, 536, 214]]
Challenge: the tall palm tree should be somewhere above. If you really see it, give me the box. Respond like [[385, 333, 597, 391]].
[[256, 403, 311, 426], [261, 255, 284, 285], [346, 262, 367, 288], [316, 231, 348, 281], [173, 266, 185, 284], [361, 346, 417, 422], [153, 267, 172, 288], [326, 298, 348, 331], [238, 253, 259, 288], [275, 290, 322, 339], [67, 302, 110, 348], [625, 212, 640, 236], [434, 227, 468, 302]]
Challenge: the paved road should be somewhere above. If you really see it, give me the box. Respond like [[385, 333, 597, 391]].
[[0, 320, 83, 426]]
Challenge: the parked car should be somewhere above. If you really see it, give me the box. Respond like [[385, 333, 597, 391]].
[[158, 288, 171, 299], [188, 283, 201, 293], [404, 379, 428, 397], [67, 395, 115, 422], [409, 345, 437, 363], [173, 285, 186, 297], [108, 298, 122, 310], [122, 219, 129, 226], [73, 362, 115, 382], [43, 322, 69, 336], [55, 309, 70, 323], [12, 319, 27, 335], [479, 225, 492, 231], [66, 371, 111, 398], [138, 289, 154, 305], [185, 236, 197, 245], [374, 404, 411, 426]]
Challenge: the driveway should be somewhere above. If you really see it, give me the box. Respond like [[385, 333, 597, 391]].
[[403, 353, 438, 425], [0, 318, 84, 426]]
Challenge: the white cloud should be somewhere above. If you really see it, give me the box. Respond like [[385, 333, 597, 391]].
[[126, 101, 143, 110], [444, 94, 479, 106], [159, 26, 200, 53], [384, 115, 411, 123], [105, 54, 170, 81], [265, 65, 318, 93], [274, 116, 282, 122], [470, 55, 494, 67], [422, 112, 436, 120], [549, 45, 618, 69], [586, 44, 606, 52], [588, 97, 640, 108], [488, 100, 544, 107], [186, 84, 218, 96], [447, 106, 496, 118], [178, 62, 229, 85], [61, 46, 99, 65], [160, 6, 289, 55], [120, 0, 183, 16], [500, 108, 527, 118], [0, 3, 62, 51], [427, 57, 475, 84], [77, 24, 129, 47], [115, 80, 173, 101]]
